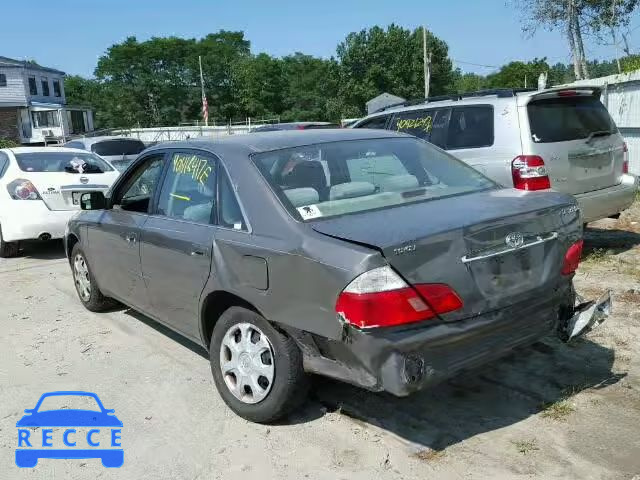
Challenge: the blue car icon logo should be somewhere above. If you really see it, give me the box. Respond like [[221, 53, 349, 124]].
[[15, 391, 123, 468]]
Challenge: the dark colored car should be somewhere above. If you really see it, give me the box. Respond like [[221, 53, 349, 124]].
[[65, 129, 607, 423], [250, 122, 339, 132]]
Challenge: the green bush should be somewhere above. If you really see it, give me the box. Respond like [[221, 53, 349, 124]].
[[0, 138, 19, 149]]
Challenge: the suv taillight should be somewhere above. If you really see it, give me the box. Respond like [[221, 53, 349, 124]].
[[623, 143, 629, 174], [512, 155, 551, 191], [7, 179, 41, 200], [335, 266, 463, 328], [562, 240, 584, 275]]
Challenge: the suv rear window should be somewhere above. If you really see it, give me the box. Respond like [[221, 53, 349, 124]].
[[91, 139, 145, 156], [15, 151, 113, 173], [528, 95, 616, 143], [252, 137, 496, 221]]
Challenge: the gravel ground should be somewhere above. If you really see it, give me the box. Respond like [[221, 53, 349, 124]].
[[0, 202, 639, 479]]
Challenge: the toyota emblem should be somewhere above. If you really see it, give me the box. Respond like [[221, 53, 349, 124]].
[[505, 232, 524, 249], [80, 176, 89, 184]]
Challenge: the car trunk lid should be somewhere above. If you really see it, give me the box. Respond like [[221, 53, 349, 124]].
[[311, 189, 578, 322], [28, 172, 118, 211]]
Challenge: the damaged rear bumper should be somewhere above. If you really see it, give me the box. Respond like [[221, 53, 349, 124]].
[[296, 284, 610, 397]]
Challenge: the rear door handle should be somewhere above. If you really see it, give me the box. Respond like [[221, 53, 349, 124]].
[[125, 233, 137, 244], [190, 250, 205, 256]]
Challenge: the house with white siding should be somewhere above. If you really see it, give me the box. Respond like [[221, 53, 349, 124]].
[[0, 56, 94, 144]]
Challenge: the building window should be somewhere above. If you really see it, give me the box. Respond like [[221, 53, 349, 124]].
[[0, 74, 6, 87], [41, 77, 50, 96], [53, 79, 61, 97], [32, 110, 60, 128], [28, 76, 38, 95]]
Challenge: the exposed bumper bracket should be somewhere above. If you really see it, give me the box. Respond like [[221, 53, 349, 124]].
[[561, 290, 611, 342]]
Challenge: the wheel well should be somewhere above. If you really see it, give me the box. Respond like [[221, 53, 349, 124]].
[[66, 234, 79, 262], [201, 291, 259, 350]]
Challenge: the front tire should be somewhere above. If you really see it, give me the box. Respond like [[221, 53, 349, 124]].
[[0, 226, 19, 258], [210, 307, 309, 423], [71, 244, 115, 312]]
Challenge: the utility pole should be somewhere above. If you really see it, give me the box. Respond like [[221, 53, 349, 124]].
[[423, 26, 432, 98]]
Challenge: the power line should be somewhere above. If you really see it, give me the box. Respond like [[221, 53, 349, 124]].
[[451, 59, 499, 69]]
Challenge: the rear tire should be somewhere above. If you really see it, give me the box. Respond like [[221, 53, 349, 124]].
[[71, 243, 116, 312], [0, 226, 19, 258], [210, 307, 309, 423]]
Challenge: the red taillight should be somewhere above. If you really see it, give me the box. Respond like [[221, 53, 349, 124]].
[[562, 240, 584, 275], [7, 179, 41, 200], [623, 143, 629, 174], [335, 266, 463, 328], [558, 90, 578, 97], [512, 155, 551, 191]]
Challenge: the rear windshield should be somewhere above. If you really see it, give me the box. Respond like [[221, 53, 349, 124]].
[[528, 95, 616, 143], [252, 137, 496, 221], [15, 151, 114, 173], [91, 139, 145, 156]]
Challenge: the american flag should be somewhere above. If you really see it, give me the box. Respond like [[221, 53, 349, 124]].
[[201, 91, 209, 125], [199, 55, 209, 126]]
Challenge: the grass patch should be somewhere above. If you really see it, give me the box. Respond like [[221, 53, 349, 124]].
[[582, 248, 609, 264], [540, 399, 575, 420], [512, 439, 540, 455], [413, 449, 446, 462]]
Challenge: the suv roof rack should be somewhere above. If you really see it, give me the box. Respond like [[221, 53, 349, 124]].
[[373, 88, 538, 114]]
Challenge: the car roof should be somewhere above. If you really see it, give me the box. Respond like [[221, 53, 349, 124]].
[[146, 129, 412, 156], [362, 85, 603, 120], [74, 136, 143, 145]]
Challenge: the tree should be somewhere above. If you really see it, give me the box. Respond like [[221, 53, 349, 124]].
[[486, 58, 552, 88], [515, 0, 639, 79], [335, 25, 455, 115]]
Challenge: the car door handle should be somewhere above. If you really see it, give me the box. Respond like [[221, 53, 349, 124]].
[[190, 250, 205, 256], [125, 233, 137, 244]]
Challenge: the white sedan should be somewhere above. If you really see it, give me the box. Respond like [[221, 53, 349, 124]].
[[0, 147, 120, 257]]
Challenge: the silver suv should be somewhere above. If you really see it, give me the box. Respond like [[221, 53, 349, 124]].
[[353, 87, 638, 223]]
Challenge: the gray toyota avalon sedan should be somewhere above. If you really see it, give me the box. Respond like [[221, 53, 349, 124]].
[[64, 129, 608, 423]]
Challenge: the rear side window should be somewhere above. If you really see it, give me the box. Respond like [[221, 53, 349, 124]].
[[91, 139, 145, 156], [390, 108, 450, 148], [356, 115, 389, 129], [447, 106, 494, 149], [527, 95, 616, 143]]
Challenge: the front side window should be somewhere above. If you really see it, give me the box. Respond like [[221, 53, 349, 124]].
[[0, 73, 6, 87], [28, 76, 38, 95], [53, 79, 61, 97], [446, 106, 494, 149], [390, 108, 451, 148], [0, 151, 9, 178], [41, 77, 50, 96], [32, 110, 59, 128], [118, 155, 165, 213], [156, 152, 217, 224], [14, 151, 113, 173], [252, 137, 496, 221]]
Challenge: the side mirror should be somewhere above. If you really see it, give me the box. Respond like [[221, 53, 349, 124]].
[[80, 191, 107, 211]]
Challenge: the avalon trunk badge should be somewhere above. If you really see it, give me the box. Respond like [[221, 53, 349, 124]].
[[505, 232, 524, 248], [80, 177, 89, 184]]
